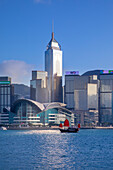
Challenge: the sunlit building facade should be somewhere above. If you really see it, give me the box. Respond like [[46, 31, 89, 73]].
[[30, 71, 48, 103], [45, 32, 62, 102]]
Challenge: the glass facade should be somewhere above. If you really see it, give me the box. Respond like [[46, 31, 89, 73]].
[[100, 80, 113, 92], [38, 108, 72, 126], [45, 32, 62, 102], [0, 85, 12, 113], [74, 90, 87, 110], [32, 71, 48, 88], [65, 71, 113, 126], [30, 71, 48, 103], [12, 101, 41, 125], [100, 93, 112, 108], [11, 99, 73, 126], [100, 77, 113, 125], [0, 77, 14, 125], [87, 84, 98, 110], [100, 109, 112, 124]]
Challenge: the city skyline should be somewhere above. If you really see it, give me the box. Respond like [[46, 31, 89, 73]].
[[0, 0, 113, 85]]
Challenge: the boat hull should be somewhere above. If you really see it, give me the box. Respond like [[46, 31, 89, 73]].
[[60, 127, 79, 133]]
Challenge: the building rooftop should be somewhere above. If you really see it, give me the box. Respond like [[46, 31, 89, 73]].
[[46, 32, 61, 50]]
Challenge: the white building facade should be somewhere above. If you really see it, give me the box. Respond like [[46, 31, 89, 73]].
[[45, 32, 62, 102]]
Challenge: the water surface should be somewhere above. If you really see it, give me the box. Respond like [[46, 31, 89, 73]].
[[0, 129, 113, 169]]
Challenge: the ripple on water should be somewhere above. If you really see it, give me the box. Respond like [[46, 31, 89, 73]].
[[0, 129, 113, 169]]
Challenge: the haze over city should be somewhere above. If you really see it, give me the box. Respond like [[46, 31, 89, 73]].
[[0, 0, 113, 85]]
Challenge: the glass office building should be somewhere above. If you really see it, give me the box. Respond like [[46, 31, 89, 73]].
[[65, 70, 113, 126], [0, 77, 14, 125], [30, 71, 48, 103], [100, 74, 113, 125], [45, 32, 62, 102]]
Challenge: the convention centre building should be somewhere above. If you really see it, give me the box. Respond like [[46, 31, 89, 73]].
[[7, 99, 74, 126]]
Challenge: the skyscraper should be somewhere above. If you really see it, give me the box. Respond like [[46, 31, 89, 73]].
[[0, 77, 14, 125], [0, 77, 14, 113], [30, 71, 48, 103], [45, 32, 62, 102]]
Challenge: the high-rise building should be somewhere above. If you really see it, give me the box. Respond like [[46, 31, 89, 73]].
[[30, 71, 48, 103], [65, 71, 99, 126], [65, 70, 113, 126], [99, 72, 113, 125], [0, 77, 14, 125], [83, 70, 113, 126], [45, 32, 62, 102]]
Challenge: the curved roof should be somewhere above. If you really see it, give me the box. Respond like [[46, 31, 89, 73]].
[[11, 99, 72, 117], [11, 98, 45, 112], [82, 70, 101, 79], [44, 102, 66, 109]]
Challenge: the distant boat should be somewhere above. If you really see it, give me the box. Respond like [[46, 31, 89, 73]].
[[0, 126, 7, 130], [59, 119, 80, 133], [60, 127, 79, 133]]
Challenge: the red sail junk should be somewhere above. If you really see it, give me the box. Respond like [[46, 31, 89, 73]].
[[59, 123, 63, 128], [64, 119, 69, 127], [78, 124, 81, 128]]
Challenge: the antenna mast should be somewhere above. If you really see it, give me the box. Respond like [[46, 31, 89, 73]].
[[52, 20, 54, 39]]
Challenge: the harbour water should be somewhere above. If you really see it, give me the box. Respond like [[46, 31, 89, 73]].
[[0, 129, 113, 169]]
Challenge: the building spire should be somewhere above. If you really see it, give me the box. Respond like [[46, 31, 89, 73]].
[[52, 20, 54, 40]]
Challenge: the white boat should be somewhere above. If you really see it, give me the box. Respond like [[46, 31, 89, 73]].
[[0, 126, 7, 130]]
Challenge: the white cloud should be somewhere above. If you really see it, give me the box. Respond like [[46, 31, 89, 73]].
[[0, 60, 35, 86]]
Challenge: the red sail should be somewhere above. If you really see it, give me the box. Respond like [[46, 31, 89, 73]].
[[78, 124, 81, 128], [59, 123, 63, 127], [64, 119, 69, 127]]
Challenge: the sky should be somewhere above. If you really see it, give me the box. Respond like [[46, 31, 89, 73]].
[[0, 0, 113, 85]]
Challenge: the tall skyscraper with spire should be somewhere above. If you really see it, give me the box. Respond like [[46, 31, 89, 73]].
[[45, 32, 62, 102]]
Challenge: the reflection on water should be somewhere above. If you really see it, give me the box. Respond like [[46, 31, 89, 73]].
[[0, 129, 113, 169], [18, 130, 61, 134]]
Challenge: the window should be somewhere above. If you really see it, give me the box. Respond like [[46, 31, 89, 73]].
[[100, 93, 112, 108], [100, 80, 112, 92], [100, 109, 113, 123]]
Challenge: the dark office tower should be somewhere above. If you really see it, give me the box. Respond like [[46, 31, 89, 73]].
[[65, 71, 99, 126], [0, 77, 14, 124]]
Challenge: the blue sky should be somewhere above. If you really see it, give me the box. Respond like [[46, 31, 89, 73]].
[[0, 0, 113, 85]]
